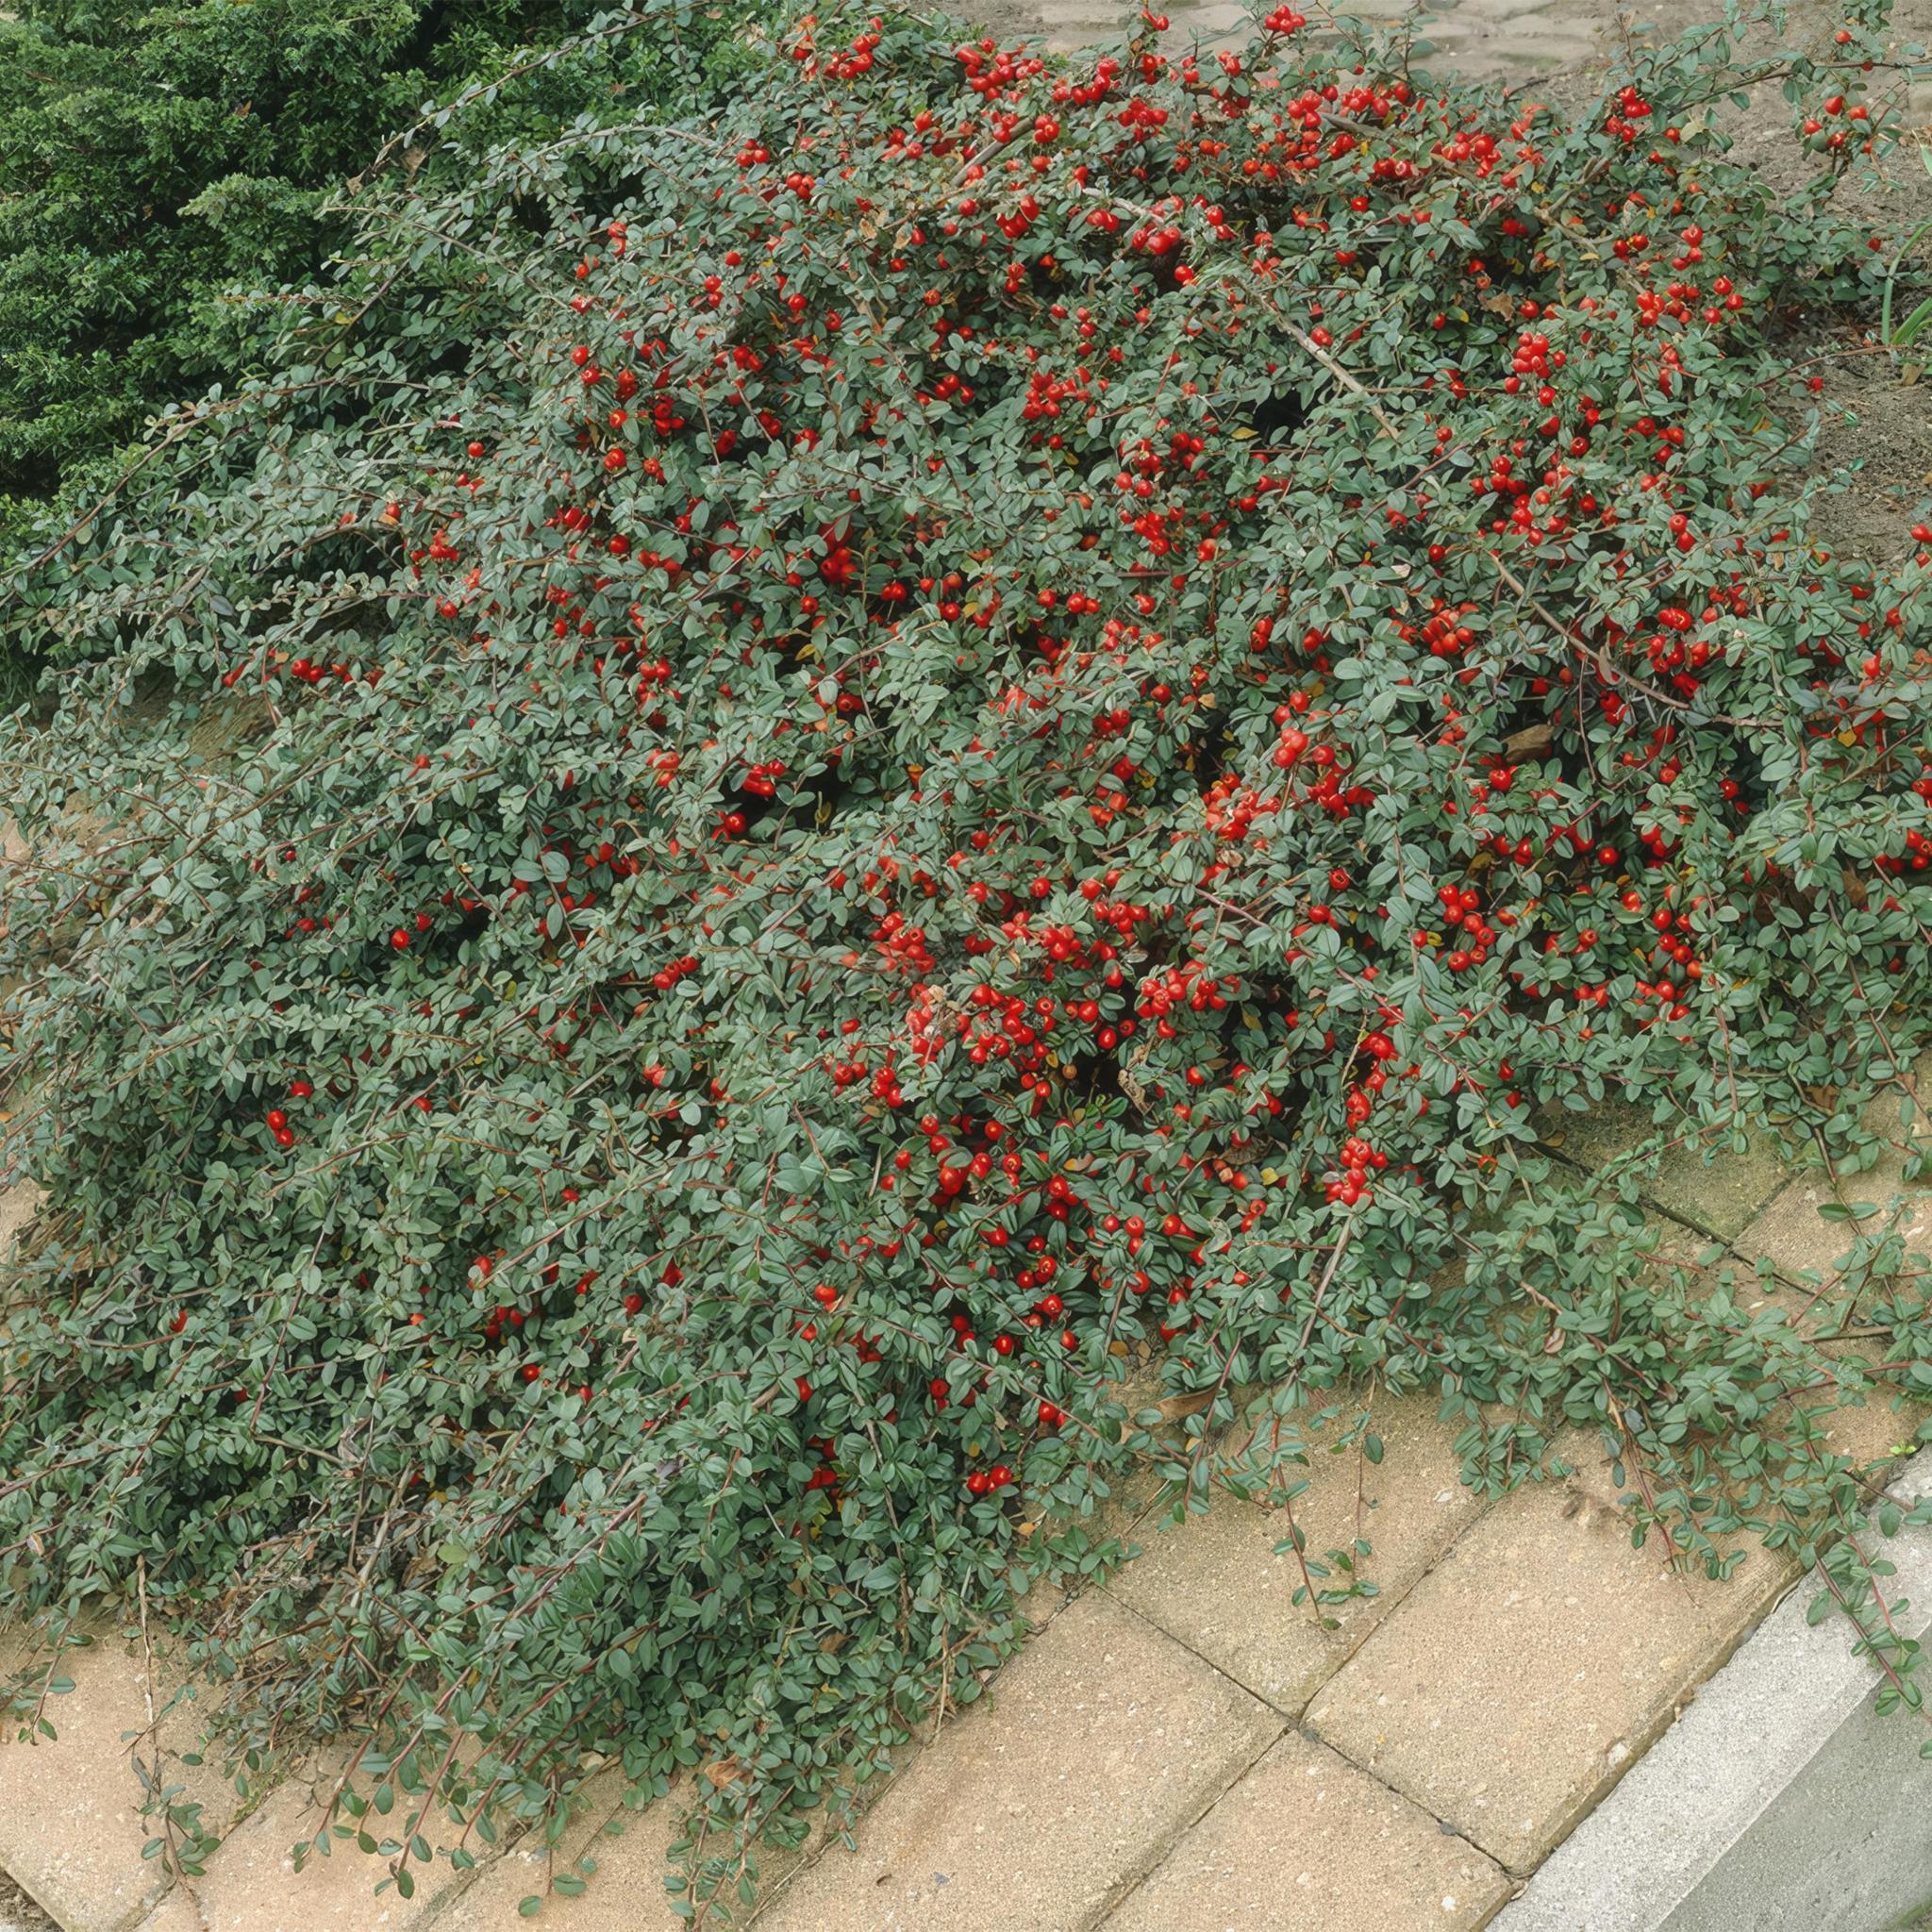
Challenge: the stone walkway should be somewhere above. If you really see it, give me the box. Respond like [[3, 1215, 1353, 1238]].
[[4, 1090, 1927, 1930], [998, 0, 1618, 82]]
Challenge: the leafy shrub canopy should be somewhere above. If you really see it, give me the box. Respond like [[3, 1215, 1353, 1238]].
[[4, 0, 1932, 1911]]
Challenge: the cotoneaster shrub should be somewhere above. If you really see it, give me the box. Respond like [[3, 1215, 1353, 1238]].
[[4, 0, 1932, 1913]]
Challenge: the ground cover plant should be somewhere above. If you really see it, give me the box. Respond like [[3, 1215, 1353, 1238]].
[[3, 0, 1932, 1914], [0, 0, 755, 591]]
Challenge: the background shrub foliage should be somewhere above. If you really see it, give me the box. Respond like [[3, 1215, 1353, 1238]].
[[5, 0, 1932, 1910], [0, 0, 753, 576]]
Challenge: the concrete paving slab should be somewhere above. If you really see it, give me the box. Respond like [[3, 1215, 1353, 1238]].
[[1106, 1394, 1487, 1715], [425, 1774, 682, 1931], [426, 1766, 824, 1930], [142, 1755, 443, 1932], [1101, 1730, 1508, 1932], [0, 1180, 41, 1269], [1724, 1285, 1924, 1473], [123, 1890, 197, 1932], [1304, 1435, 1795, 1873], [754, 1591, 1282, 1931], [1492, 1447, 1932, 1932], [1737, 1174, 1867, 1284], [0, 1628, 238, 1932], [1731, 1176, 1932, 1469], [1740, 1168, 1932, 1285]]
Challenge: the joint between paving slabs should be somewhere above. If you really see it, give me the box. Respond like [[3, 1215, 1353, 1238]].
[[1099, 1486, 1504, 1717], [1075, 1699, 1285, 1932], [1541, 1142, 1875, 1305], [1537, 1142, 1740, 1251], [1549, 1141, 1929, 1450], [1079, 1727, 1284, 1932], [1091, 1699, 1500, 1932], [1301, 1524, 1814, 1886], [1086, 1593, 1504, 1924]]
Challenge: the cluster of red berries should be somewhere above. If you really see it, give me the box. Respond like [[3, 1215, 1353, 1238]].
[[263, 1077, 313, 1149]]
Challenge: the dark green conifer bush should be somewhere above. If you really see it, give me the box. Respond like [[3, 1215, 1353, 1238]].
[[3, 0, 1932, 1914], [0, 0, 754, 585]]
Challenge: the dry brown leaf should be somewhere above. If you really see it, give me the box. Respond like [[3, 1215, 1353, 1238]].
[[1155, 1390, 1215, 1424]]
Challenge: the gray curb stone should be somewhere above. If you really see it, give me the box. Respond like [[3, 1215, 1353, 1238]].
[[1493, 1447, 1932, 1932]]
